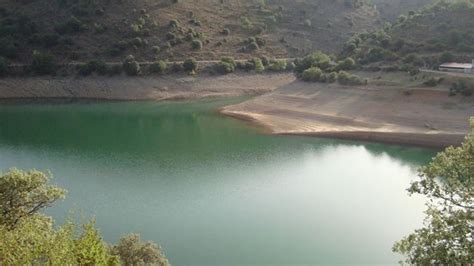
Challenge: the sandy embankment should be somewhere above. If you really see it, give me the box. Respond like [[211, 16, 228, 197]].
[[221, 81, 474, 148], [0, 73, 295, 101]]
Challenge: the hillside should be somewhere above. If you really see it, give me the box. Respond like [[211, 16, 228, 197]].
[[340, 0, 474, 71], [0, 0, 379, 64], [372, 0, 435, 21]]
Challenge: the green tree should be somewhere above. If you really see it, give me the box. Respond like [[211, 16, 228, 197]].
[[0, 169, 169, 265], [393, 118, 474, 264], [301, 67, 322, 82], [123, 55, 140, 76], [112, 234, 170, 266], [0, 168, 66, 228], [149, 60, 168, 74], [183, 58, 198, 74]]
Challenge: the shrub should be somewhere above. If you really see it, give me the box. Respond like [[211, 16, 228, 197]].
[[151, 46, 160, 55], [302, 67, 322, 82], [267, 59, 287, 71], [0, 56, 7, 76], [149, 60, 167, 74], [78, 60, 108, 76], [336, 57, 355, 70], [191, 39, 202, 50], [337, 71, 366, 86], [295, 52, 331, 73], [260, 56, 270, 66], [328, 72, 338, 83], [244, 58, 264, 72], [122, 55, 140, 76], [169, 19, 179, 28], [439, 52, 454, 63], [55, 16, 86, 34], [248, 41, 259, 51], [423, 77, 440, 87], [222, 28, 230, 35], [106, 65, 122, 76], [183, 58, 198, 73], [214, 57, 236, 74], [31, 51, 56, 75]]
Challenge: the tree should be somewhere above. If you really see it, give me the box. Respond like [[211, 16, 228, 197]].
[[0, 169, 169, 265], [393, 118, 474, 264], [214, 57, 236, 74], [336, 57, 355, 71], [149, 60, 168, 74], [112, 234, 170, 266], [0, 168, 66, 228], [183, 58, 198, 73], [301, 67, 322, 82], [123, 55, 140, 76]]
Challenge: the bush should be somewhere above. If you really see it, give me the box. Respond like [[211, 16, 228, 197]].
[[78, 60, 108, 76], [295, 52, 331, 73], [337, 71, 366, 86], [149, 60, 167, 74], [106, 65, 122, 76], [247, 41, 259, 51], [0, 56, 7, 76], [267, 59, 287, 71], [336, 57, 355, 71], [222, 28, 230, 35], [55, 16, 86, 34], [169, 19, 179, 28], [183, 58, 198, 73], [423, 77, 440, 87], [244, 58, 264, 72], [214, 57, 236, 74], [439, 51, 454, 63], [302, 67, 322, 82], [31, 51, 56, 75], [328, 72, 338, 83], [122, 55, 140, 76], [191, 39, 203, 50]]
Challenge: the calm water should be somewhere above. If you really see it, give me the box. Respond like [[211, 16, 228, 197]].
[[0, 98, 436, 265]]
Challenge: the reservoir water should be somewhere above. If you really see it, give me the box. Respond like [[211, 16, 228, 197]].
[[0, 98, 436, 265]]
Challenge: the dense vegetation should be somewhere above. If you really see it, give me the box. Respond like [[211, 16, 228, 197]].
[[393, 118, 473, 264], [341, 0, 474, 71], [0, 169, 170, 265]]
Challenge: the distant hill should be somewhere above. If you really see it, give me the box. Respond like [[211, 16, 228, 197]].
[[340, 0, 474, 70], [0, 0, 379, 63]]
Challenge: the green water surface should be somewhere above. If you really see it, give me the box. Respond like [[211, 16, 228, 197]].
[[0, 98, 436, 265]]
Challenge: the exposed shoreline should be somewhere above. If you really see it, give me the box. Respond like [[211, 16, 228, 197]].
[[1, 73, 472, 148], [0, 73, 295, 102]]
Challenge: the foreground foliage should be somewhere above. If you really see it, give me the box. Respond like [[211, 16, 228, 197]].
[[0, 168, 170, 266], [393, 118, 473, 264]]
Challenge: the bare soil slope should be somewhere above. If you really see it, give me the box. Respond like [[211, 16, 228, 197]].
[[222, 80, 474, 147]]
